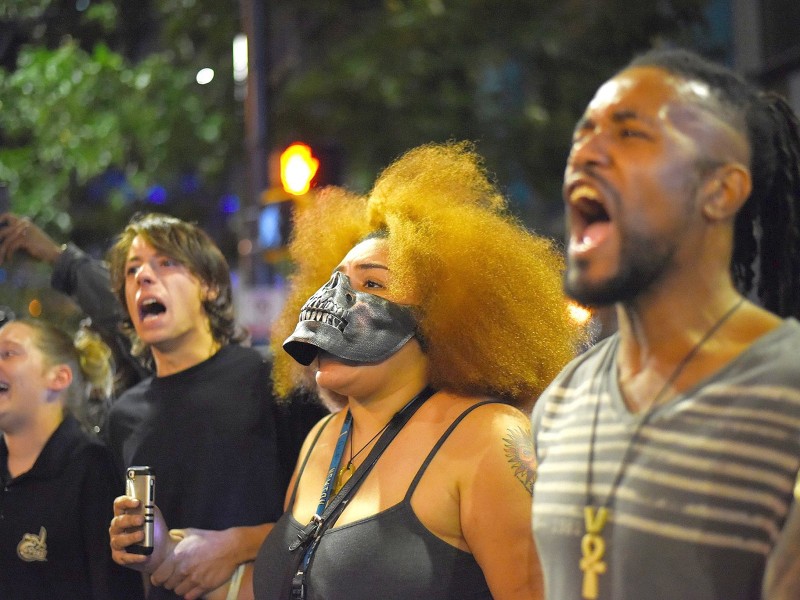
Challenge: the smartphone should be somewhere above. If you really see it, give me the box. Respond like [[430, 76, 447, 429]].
[[125, 466, 155, 555]]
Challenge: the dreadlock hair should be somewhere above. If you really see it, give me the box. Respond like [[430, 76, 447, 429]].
[[629, 48, 800, 318]]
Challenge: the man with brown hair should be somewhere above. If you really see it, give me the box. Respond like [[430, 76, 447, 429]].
[[102, 213, 323, 600]]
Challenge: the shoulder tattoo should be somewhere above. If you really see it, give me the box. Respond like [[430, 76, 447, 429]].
[[503, 424, 537, 496]]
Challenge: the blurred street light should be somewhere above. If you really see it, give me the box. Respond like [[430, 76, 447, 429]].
[[280, 143, 319, 196], [196, 67, 215, 85], [233, 33, 248, 83]]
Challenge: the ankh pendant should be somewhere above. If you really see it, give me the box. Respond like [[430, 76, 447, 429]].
[[580, 506, 608, 600]]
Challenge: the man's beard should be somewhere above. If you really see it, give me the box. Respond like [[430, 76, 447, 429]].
[[564, 230, 677, 307]]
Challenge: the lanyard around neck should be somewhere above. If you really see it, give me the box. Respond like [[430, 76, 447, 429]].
[[290, 386, 436, 599], [293, 410, 352, 580], [314, 410, 352, 517]]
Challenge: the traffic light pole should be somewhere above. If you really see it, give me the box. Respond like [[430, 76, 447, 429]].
[[239, 0, 269, 285]]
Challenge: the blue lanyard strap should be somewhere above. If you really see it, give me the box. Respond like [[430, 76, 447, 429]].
[[289, 386, 436, 599], [290, 411, 352, 599], [315, 411, 351, 518]]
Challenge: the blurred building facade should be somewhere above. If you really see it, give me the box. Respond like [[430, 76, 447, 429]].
[[731, 0, 800, 113]]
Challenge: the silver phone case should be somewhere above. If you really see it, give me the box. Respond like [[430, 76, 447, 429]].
[[125, 466, 155, 554]]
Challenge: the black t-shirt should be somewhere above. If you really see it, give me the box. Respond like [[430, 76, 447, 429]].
[[0, 415, 144, 600], [105, 344, 325, 600]]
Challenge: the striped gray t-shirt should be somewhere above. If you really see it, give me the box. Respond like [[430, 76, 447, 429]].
[[532, 318, 800, 600]]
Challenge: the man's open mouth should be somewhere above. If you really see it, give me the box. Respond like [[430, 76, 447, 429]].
[[570, 184, 610, 229], [139, 298, 166, 320]]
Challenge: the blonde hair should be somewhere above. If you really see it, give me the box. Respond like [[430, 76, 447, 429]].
[[271, 142, 585, 408], [14, 319, 114, 426]]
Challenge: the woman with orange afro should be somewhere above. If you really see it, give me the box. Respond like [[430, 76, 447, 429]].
[[254, 142, 583, 600]]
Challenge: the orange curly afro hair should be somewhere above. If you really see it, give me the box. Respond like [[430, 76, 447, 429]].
[[270, 142, 585, 409]]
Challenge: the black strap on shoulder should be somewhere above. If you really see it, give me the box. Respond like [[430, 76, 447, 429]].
[[288, 386, 436, 598], [405, 400, 498, 500]]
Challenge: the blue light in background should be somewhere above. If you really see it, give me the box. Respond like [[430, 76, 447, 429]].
[[86, 168, 127, 203], [180, 173, 201, 194], [220, 194, 240, 214], [258, 205, 281, 248], [257, 201, 293, 248], [146, 185, 167, 205]]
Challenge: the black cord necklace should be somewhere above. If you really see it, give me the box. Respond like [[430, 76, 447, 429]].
[[578, 296, 745, 600], [333, 416, 393, 495]]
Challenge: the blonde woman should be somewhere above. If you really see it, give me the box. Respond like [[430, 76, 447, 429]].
[[0, 319, 143, 599]]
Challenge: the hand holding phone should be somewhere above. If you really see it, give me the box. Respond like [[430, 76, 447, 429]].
[[125, 466, 156, 555]]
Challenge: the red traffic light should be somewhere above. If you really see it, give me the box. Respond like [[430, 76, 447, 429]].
[[280, 143, 319, 195]]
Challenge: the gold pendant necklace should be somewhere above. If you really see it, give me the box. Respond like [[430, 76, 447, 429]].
[[332, 416, 393, 496], [579, 297, 744, 600], [580, 506, 608, 599], [333, 462, 354, 496]]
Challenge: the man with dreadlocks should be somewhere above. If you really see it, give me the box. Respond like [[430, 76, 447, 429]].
[[530, 48, 800, 600]]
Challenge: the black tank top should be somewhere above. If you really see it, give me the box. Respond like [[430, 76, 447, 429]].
[[253, 402, 495, 600]]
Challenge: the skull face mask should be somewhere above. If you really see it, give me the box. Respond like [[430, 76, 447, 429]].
[[283, 271, 417, 365]]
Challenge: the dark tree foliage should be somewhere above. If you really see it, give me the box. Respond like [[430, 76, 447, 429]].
[[266, 0, 716, 233], [0, 0, 716, 249], [0, 0, 241, 253]]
